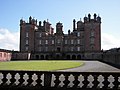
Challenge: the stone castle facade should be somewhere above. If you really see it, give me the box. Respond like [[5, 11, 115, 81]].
[[19, 13, 101, 60]]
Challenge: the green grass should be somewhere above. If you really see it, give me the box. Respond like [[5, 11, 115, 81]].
[[0, 60, 84, 71]]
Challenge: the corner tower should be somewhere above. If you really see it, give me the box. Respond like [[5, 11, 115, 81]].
[[84, 13, 101, 52], [20, 16, 38, 52]]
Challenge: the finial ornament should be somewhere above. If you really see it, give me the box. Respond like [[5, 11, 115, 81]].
[[47, 19, 48, 22], [80, 18, 81, 21]]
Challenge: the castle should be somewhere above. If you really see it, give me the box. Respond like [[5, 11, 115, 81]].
[[19, 13, 101, 60]]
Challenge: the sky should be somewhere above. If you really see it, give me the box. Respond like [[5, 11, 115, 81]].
[[0, 0, 120, 50]]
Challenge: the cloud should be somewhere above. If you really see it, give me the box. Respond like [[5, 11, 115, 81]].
[[0, 28, 19, 51], [101, 33, 120, 50]]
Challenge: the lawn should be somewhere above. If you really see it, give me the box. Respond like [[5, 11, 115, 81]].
[[0, 60, 84, 71]]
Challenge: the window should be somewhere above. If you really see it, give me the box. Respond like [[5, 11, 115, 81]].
[[52, 40, 54, 44], [77, 32, 80, 37], [77, 39, 80, 44], [25, 46, 28, 51], [71, 47, 74, 51], [45, 47, 48, 51], [26, 32, 28, 37], [39, 40, 41, 44], [57, 39, 60, 44], [4, 53, 6, 57], [0, 53, 2, 57], [77, 47, 80, 51], [90, 38, 94, 44], [39, 47, 41, 51], [71, 40, 74, 44], [45, 40, 48, 44], [65, 40, 67, 44], [26, 40, 28, 45], [39, 33, 42, 37], [91, 31, 95, 37]]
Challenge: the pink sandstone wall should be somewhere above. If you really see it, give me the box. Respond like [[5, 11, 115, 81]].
[[0, 51, 11, 61]]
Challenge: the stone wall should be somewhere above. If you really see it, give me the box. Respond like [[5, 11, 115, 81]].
[[0, 49, 12, 61], [102, 48, 120, 68], [11, 51, 30, 60]]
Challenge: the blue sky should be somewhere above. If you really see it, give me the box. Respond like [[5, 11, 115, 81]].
[[0, 0, 120, 50]]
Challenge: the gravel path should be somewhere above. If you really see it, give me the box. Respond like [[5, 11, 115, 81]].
[[59, 61, 120, 72]]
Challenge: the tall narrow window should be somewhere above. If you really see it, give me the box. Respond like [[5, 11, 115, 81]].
[[71, 40, 74, 44], [90, 38, 94, 44], [4, 53, 6, 57], [26, 40, 28, 45], [25, 46, 28, 51], [0, 53, 2, 57], [52, 40, 54, 44], [57, 39, 60, 44], [26, 32, 28, 37], [77, 39, 80, 44], [39, 33, 42, 37], [45, 47, 48, 51], [45, 40, 48, 44], [65, 40, 67, 44], [77, 47, 80, 51], [71, 47, 74, 51], [39, 47, 41, 51], [91, 31, 95, 37], [77, 32, 80, 37], [39, 40, 41, 44]]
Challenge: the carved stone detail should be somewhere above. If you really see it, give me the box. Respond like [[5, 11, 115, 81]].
[[31, 73, 38, 86], [51, 74, 56, 87], [23, 73, 29, 85], [97, 75, 104, 88], [78, 74, 84, 88], [108, 75, 115, 88], [14, 73, 20, 85], [59, 74, 65, 87], [87, 75, 94, 88], [40, 74, 44, 86], [68, 74, 75, 87], [0, 73, 3, 85]]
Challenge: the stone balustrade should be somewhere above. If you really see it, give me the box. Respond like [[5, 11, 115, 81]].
[[0, 70, 120, 90]]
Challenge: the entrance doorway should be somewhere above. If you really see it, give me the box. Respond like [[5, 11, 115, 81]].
[[66, 55, 70, 60], [56, 54, 60, 59], [72, 55, 76, 60], [45, 55, 49, 60], [36, 55, 39, 60], [41, 55, 44, 60], [77, 55, 81, 60]]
